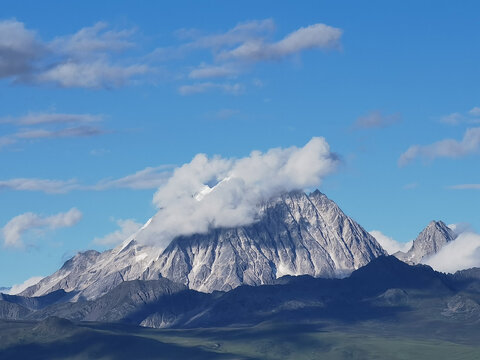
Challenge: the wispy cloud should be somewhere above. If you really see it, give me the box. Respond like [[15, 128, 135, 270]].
[[0, 19, 150, 89], [159, 19, 342, 93], [353, 110, 401, 130], [92, 166, 172, 190], [449, 183, 480, 190], [0, 111, 107, 149], [217, 23, 342, 62], [188, 64, 239, 79], [439, 106, 480, 125], [2, 208, 82, 248], [399, 127, 480, 166], [15, 126, 106, 139], [0, 112, 103, 126], [178, 82, 244, 95], [0, 166, 172, 194], [0, 178, 78, 194], [93, 218, 142, 246]]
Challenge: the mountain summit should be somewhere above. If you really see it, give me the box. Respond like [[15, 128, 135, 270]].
[[394, 220, 456, 264], [22, 190, 386, 300]]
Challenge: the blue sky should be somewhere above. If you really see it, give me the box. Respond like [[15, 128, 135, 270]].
[[1, 0, 480, 286]]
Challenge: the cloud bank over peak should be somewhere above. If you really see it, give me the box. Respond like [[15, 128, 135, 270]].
[[136, 137, 338, 248], [425, 230, 480, 273], [369, 230, 412, 254]]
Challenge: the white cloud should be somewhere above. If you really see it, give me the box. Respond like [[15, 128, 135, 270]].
[[5, 276, 44, 295], [440, 112, 463, 125], [218, 23, 342, 62], [424, 231, 480, 273], [0, 19, 149, 89], [0, 178, 78, 194], [1, 112, 103, 125], [92, 166, 172, 190], [136, 137, 338, 248], [178, 82, 244, 95], [2, 208, 82, 248], [353, 110, 401, 129], [399, 127, 480, 166], [94, 219, 142, 246], [449, 184, 480, 190], [35, 61, 148, 89], [15, 126, 105, 139], [369, 230, 412, 255], [0, 166, 172, 194], [50, 21, 135, 57], [0, 19, 43, 78], [469, 107, 480, 116], [189, 64, 238, 79]]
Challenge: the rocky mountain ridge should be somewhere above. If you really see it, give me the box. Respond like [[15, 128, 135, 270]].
[[21, 190, 386, 300]]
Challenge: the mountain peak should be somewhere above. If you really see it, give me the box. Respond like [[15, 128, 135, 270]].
[[395, 220, 456, 264]]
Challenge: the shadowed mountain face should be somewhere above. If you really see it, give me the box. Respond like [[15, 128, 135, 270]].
[[4, 256, 479, 330], [394, 220, 456, 264], [21, 190, 386, 300]]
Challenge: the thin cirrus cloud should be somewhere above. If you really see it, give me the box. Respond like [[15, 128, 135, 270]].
[[449, 184, 480, 190], [0, 166, 173, 194], [0, 111, 106, 149], [0, 19, 149, 89], [167, 19, 343, 94], [1, 208, 82, 248], [178, 82, 244, 95], [440, 106, 480, 125], [398, 127, 480, 166], [0, 112, 103, 126], [353, 110, 401, 130]]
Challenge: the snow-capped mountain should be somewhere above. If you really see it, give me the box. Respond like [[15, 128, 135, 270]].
[[394, 220, 456, 264], [21, 190, 386, 300]]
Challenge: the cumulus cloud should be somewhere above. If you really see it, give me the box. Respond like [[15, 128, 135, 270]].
[[178, 82, 244, 95], [5, 276, 44, 295], [424, 231, 480, 273], [0, 19, 149, 88], [353, 110, 401, 130], [2, 208, 82, 248], [94, 219, 142, 246], [399, 127, 480, 166], [369, 230, 412, 255], [136, 137, 338, 248]]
